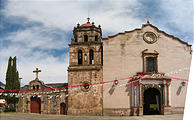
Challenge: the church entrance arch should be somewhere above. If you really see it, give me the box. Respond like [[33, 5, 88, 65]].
[[143, 88, 161, 115], [60, 102, 67, 115], [30, 96, 41, 113]]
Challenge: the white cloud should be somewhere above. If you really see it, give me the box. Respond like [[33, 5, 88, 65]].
[[1, 0, 143, 85], [158, 0, 193, 43], [3, 0, 142, 33], [0, 26, 69, 85], [2, 0, 193, 36], [5, 26, 68, 50], [17, 53, 69, 84], [161, 0, 193, 31], [0, 44, 69, 84]]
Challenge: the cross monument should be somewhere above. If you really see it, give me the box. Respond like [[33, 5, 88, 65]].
[[33, 68, 41, 80]]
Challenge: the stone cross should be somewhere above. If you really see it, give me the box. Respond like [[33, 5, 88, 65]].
[[33, 68, 41, 80], [147, 16, 150, 24]]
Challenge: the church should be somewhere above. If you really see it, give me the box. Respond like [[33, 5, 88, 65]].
[[17, 18, 192, 116]]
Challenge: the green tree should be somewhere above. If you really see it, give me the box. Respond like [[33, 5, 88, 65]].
[[12, 56, 20, 90], [5, 56, 20, 90], [5, 57, 13, 90], [4, 56, 20, 112], [16, 71, 20, 89]]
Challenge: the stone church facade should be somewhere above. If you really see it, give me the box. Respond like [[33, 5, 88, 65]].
[[102, 22, 191, 116], [16, 77, 68, 114], [17, 18, 192, 116]]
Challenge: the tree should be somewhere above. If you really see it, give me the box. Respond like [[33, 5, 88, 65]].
[[15, 71, 20, 89], [12, 56, 20, 90], [4, 56, 20, 112], [5, 57, 12, 90], [5, 56, 20, 90]]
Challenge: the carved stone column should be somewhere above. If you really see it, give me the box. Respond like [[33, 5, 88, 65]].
[[48, 95, 51, 114], [27, 96, 30, 113], [163, 84, 166, 107], [164, 80, 172, 115], [134, 85, 136, 108], [138, 84, 143, 116], [164, 83, 172, 114], [133, 85, 137, 115], [41, 96, 44, 114], [166, 84, 170, 106], [161, 84, 166, 115]]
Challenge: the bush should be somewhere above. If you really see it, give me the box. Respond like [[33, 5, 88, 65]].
[[2, 94, 18, 112], [4, 104, 16, 112]]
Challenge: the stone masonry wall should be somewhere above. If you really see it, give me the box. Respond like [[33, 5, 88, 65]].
[[67, 69, 103, 115]]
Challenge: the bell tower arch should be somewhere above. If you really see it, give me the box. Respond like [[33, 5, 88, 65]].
[[68, 18, 103, 115]]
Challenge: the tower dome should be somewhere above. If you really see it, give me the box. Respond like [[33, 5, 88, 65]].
[[71, 18, 101, 44], [80, 17, 94, 27]]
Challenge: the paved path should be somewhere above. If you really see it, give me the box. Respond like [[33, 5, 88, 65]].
[[0, 113, 183, 120]]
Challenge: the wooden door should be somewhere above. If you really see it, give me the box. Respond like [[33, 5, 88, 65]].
[[60, 103, 66, 115], [30, 97, 41, 113]]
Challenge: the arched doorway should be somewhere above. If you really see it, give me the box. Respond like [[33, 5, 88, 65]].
[[60, 103, 67, 115], [143, 88, 161, 115], [30, 96, 41, 113]]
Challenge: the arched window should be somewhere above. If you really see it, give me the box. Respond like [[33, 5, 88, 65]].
[[36, 85, 39, 89], [84, 35, 88, 42], [78, 50, 83, 65], [75, 35, 77, 42], [33, 85, 35, 89], [95, 35, 98, 41], [89, 49, 94, 64]]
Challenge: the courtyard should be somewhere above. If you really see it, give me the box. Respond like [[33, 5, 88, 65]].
[[0, 113, 183, 120]]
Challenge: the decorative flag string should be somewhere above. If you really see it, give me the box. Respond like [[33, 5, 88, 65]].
[[0, 67, 190, 97]]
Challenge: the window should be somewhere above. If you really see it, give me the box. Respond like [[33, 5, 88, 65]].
[[75, 35, 77, 42], [36, 85, 39, 89], [84, 54, 87, 62], [146, 57, 157, 72], [95, 35, 98, 41], [81, 81, 91, 92], [84, 35, 88, 42], [84, 84, 90, 89], [142, 49, 158, 73], [78, 50, 83, 65], [33, 85, 35, 89], [89, 49, 94, 64]]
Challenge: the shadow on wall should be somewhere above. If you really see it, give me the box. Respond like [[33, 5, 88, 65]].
[[125, 80, 131, 96], [109, 84, 115, 95], [108, 80, 132, 96], [176, 86, 182, 96], [176, 82, 186, 96], [109, 80, 119, 95]]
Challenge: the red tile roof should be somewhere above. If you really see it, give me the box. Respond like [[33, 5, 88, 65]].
[[80, 22, 93, 27]]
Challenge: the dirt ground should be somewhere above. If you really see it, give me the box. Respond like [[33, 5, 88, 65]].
[[0, 113, 183, 120]]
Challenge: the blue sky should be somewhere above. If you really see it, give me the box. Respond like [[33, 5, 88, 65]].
[[0, 0, 193, 85]]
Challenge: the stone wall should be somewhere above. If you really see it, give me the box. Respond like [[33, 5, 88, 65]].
[[67, 69, 103, 115], [68, 24, 103, 115], [69, 43, 102, 66], [16, 90, 68, 114]]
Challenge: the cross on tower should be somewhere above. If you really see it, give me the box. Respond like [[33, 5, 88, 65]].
[[33, 68, 41, 80], [147, 16, 150, 24]]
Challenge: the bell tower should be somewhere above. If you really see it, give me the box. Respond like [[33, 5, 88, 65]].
[[68, 18, 103, 115]]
